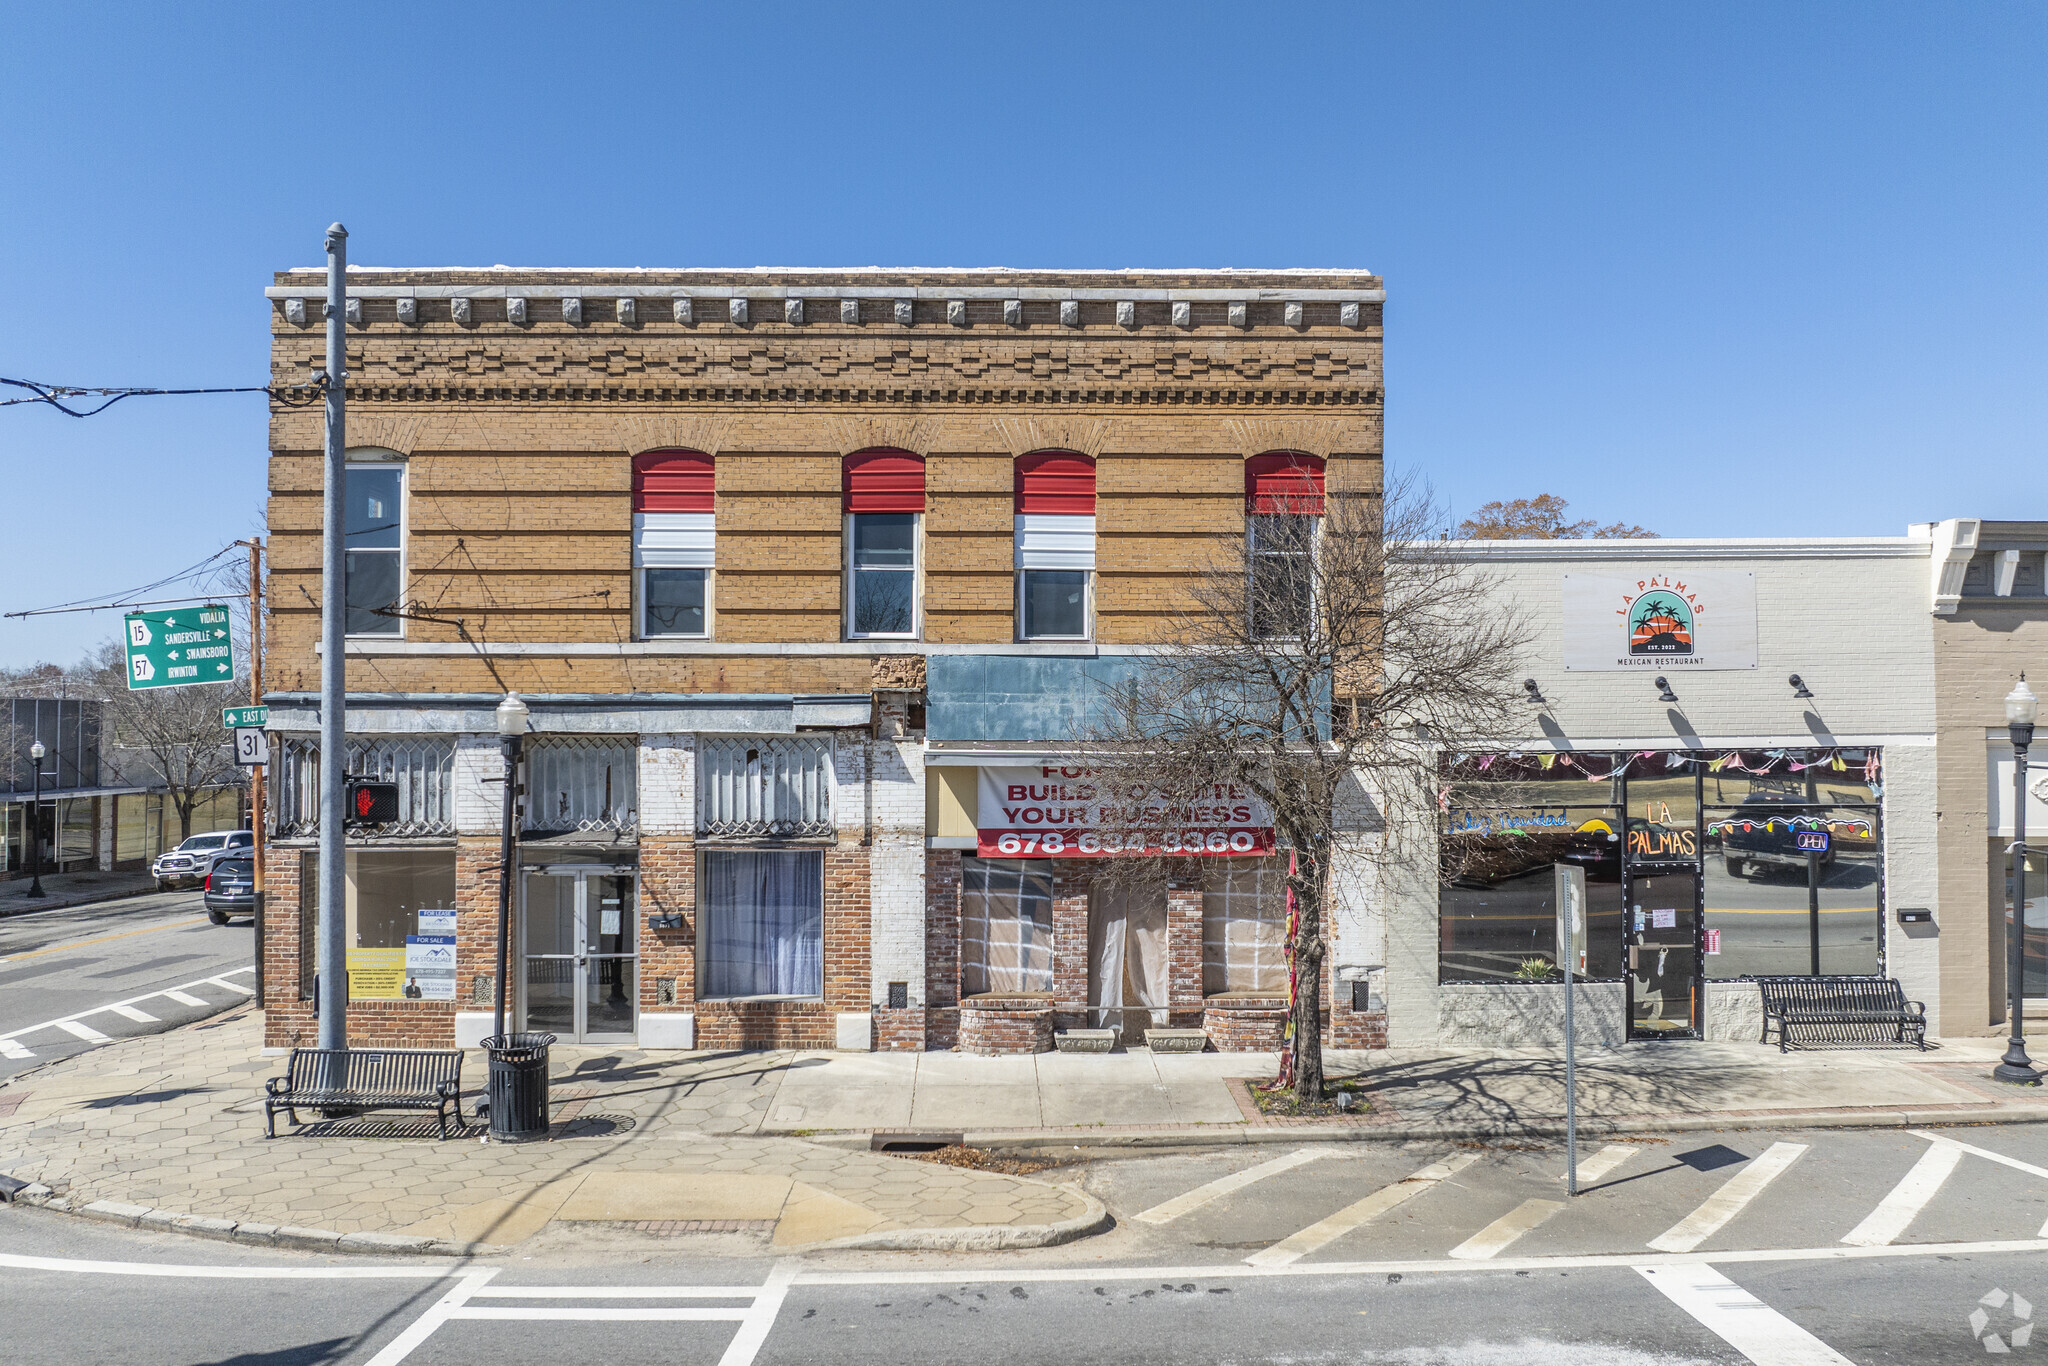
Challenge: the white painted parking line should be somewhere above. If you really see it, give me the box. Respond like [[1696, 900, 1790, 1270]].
[[0, 1037, 32, 1060], [1910, 1129, 2048, 1181], [1245, 1152, 1479, 1267], [1450, 1198, 1567, 1260], [1133, 1147, 1331, 1224], [1572, 1143, 1640, 1186], [0, 965, 260, 1056], [1841, 1140, 1964, 1247], [206, 976, 255, 996], [109, 1005, 158, 1023], [163, 990, 208, 1007], [55, 1020, 111, 1043], [1637, 1264, 1854, 1364], [1648, 1143, 1810, 1254], [451, 1307, 747, 1321]]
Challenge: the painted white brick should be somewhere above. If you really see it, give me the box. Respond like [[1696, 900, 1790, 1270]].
[[870, 737, 926, 1004], [453, 735, 505, 837], [638, 735, 693, 836]]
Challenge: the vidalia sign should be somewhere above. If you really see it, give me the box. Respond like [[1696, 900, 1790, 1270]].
[[976, 766, 1275, 858], [1561, 571, 1757, 671]]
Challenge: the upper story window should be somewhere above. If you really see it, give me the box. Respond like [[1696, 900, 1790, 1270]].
[[345, 458, 404, 636], [1015, 453, 1095, 641], [1245, 453, 1325, 639], [843, 451, 924, 639], [633, 450, 715, 638]]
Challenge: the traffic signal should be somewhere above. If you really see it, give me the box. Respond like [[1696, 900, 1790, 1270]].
[[345, 780, 401, 825]]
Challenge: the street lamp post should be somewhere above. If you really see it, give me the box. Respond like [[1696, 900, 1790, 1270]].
[[25, 740, 46, 898], [491, 692, 529, 1039], [1997, 676, 2041, 1086]]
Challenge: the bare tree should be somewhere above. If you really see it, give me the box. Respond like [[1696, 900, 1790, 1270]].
[[1074, 473, 1531, 1102], [1458, 493, 1654, 541]]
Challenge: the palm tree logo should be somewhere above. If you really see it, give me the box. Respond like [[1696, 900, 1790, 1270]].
[[1629, 592, 1694, 656]]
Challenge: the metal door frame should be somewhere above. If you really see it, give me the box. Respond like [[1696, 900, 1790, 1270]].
[[519, 863, 638, 1043], [1623, 860, 1704, 1041]]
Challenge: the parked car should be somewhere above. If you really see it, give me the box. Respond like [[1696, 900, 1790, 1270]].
[[153, 830, 253, 891], [203, 855, 256, 925]]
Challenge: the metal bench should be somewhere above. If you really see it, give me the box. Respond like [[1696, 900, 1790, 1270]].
[[264, 1047, 465, 1139], [1756, 975, 1928, 1053]]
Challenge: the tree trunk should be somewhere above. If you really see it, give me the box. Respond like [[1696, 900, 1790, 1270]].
[[176, 795, 194, 841], [1287, 842, 1330, 1103]]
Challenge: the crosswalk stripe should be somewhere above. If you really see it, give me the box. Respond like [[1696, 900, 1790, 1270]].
[[1572, 1144, 1640, 1186], [1909, 1130, 2048, 1181], [1841, 1140, 1963, 1247], [1637, 1264, 1854, 1364], [1648, 1142, 1809, 1254], [56, 1020, 112, 1043], [0, 1038, 33, 1060], [109, 1005, 159, 1023], [1245, 1152, 1479, 1267], [164, 990, 208, 1007], [1450, 1198, 1566, 1260], [207, 976, 256, 996], [1133, 1147, 1332, 1225]]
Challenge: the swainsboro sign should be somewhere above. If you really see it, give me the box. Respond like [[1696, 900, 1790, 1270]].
[[976, 766, 1275, 858], [124, 606, 234, 690], [1561, 571, 1757, 672]]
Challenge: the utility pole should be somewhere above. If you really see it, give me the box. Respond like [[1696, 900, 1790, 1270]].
[[246, 537, 266, 1008], [317, 223, 348, 1053]]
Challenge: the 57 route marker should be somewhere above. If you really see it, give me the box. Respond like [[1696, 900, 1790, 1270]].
[[124, 606, 234, 691]]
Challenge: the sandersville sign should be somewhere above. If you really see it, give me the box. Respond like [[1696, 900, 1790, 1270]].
[[1561, 570, 1758, 671], [977, 766, 1276, 858]]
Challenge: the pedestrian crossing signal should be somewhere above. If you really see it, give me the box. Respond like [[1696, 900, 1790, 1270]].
[[346, 781, 401, 825]]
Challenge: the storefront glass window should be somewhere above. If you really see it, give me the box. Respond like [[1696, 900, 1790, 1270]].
[[2002, 843, 2048, 999], [1440, 811, 1626, 982], [699, 849, 823, 999], [1704, 804, 1881, 978], [960, 858, 1054, 995], [1203, 862, 1289, 995], [298, 849, 458, 1000]]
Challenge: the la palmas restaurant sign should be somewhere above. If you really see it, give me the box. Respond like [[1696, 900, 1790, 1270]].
[[1562, 571, 1757, 672], [977, 766, 1275, 858]]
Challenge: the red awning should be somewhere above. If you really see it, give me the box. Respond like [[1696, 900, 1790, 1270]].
[[1245, 452, 1326, 515], [1014, 453, 1096, 515], [633, 450, 715, 512], [844, 451, 926, 513]]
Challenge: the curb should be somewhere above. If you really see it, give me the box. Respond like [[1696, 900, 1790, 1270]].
[[793, 1104, 2048, 1152], [18, 1189, 501, 1259], [804, 1186, 1114, 1253]]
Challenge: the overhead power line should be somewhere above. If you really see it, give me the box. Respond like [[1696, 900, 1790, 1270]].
[[1, 374, 324, 418]]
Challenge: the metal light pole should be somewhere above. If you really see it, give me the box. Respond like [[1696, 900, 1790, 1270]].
[[1997, 676, 2041, 1085], [492, 692, 529, 1039], [316, 223, 349, 1053], [25, 740, 46, 898]]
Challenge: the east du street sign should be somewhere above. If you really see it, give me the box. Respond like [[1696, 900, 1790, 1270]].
[[124, 606, 234, 691]]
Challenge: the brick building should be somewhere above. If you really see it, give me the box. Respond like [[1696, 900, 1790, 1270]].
[[256, 267, 1386, 1055]]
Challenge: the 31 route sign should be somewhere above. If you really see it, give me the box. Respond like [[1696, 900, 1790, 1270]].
[[124, 606, 234, 691]]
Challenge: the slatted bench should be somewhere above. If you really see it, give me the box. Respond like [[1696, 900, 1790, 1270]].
[[264, 1047, 465, 1139], [1756, 976, 1928, 1053]]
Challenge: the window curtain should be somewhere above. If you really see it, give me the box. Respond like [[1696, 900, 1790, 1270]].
[[1088, 881, 1168, 1029], [703, 850, 823, 997]]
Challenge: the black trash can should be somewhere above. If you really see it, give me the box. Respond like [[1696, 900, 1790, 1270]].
[[481, 1033, 555, 1143]]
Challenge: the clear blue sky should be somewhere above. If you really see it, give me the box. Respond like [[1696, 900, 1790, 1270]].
[[1, 2, 2041, 666]]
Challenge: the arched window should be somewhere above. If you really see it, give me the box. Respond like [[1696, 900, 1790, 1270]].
[[632, 450, 715, 638], [1014, 453, 1095, 640], [843, 450, 925, 637], [1245, 452, 1324, 639]]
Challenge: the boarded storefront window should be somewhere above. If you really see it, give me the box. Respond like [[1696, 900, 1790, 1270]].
[[1202, 862, 1289, 995], [960, 858, 1054, 995]]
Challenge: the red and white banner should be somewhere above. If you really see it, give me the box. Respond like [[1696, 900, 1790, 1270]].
[[975, 766, 1275, 858]]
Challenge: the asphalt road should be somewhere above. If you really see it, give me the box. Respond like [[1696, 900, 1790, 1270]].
[[0, 888, 257, 1081], [8, 1120, 2048, 1363]]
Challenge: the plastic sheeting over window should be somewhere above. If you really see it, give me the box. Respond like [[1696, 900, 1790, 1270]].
[[1203, 863, 1289, 995], [696, 736, 833, 839], [961, 858, 1054, 995]]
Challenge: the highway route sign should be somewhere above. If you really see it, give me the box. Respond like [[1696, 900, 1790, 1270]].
[[124, 606, 233, 691], [233, 728, 269, 767], [223, 705, 269, 729]]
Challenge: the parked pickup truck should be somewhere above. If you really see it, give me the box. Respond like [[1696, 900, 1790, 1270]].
[[153, 830, 253, 891], [1719, 797, 1834, 879]]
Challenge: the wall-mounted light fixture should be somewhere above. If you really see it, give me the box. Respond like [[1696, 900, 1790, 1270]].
[[1655, 675, 1678, 703], [1789, 673, 1814, 699], [1523, 678, 1546, 705]]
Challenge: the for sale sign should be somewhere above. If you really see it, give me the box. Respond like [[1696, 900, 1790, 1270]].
[[975, 765, 1274, 858]]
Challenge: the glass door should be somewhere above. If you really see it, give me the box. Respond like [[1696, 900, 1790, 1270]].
[[1626, 865, 1702, 1039], [521, 866, 638, 1043]]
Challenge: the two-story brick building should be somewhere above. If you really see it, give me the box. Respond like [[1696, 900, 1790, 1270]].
[[257, 267, 1386, 1055]]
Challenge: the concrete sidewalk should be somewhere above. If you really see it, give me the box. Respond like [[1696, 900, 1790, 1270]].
[[0, 870, 159, 917]]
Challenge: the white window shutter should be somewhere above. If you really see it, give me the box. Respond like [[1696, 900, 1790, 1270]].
[[1015, 514, 1096, 570], [633, 512, 715, 568]]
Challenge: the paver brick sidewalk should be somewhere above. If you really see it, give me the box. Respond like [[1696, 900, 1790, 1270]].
[[0, 1008, 1103, 1255]]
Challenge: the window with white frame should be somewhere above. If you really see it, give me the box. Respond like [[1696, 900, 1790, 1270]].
[[345, 460, 403, 635], [961, 858, 1055, 995], [842, 450, 925, 639], [1244, 452, 1325, 641], [633, 450, 714, 638], [1014, 452, 1095, 641]]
